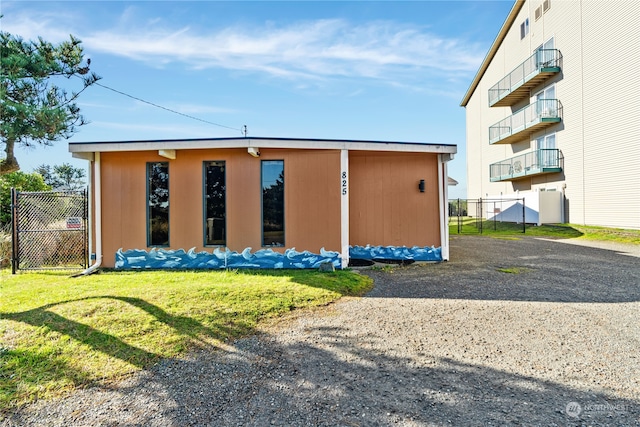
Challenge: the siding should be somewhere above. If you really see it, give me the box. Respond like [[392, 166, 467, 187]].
[[580, 1, 640, 228], [349, 152, 440, 247], [464, 0, 640, 228], [99, 149, 342, 267]]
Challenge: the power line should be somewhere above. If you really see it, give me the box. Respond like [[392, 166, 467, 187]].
[[93, 81, 242, 132]]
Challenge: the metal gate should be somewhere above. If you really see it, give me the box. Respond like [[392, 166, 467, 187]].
[[11, 189, 89, 273], [449, 198, 526, 234]]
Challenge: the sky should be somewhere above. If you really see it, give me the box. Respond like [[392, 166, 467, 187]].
[[1, 0, 514, 199]]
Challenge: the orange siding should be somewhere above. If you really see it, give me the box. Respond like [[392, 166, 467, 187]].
[[349, 151, 440, 247], [98, 148, 341, 267], [262, 149, 341, 254]]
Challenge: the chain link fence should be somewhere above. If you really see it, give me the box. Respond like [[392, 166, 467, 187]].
[[11, 189, 88, 272], [449, 198, 527, 234]]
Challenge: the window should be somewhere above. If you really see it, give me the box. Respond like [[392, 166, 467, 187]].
[[535, 38, 555, 67], [535, 84, 557, 117], [261, 160, 284, 246], [536, 133, 557, 167], [147, 162, 169, 246], [204, 161, 226, 246], [520, 18, 529, 39]]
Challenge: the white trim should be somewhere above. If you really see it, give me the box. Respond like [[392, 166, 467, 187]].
[[70, 137, 456, 155], [442, 158, 450, 261], [340, 150, 350, 269], [79, 152, 102, 275], [438, 155, 449, 261]]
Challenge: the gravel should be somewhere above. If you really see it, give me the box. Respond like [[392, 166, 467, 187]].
[[2, 235, 640, 426]]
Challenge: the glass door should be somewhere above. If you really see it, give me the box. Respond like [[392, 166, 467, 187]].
[[536, 133, 556, 167], [536, 84, 556, 118], [536, 38, 555, 68]]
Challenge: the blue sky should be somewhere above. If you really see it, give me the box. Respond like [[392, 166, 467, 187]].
[[2, 1, 513, 199]]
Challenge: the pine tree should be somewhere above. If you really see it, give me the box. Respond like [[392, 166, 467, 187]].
[[0, 30, 100, 174]]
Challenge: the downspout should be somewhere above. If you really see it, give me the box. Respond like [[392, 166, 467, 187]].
[[438, 154, 450, 261], [442, 157, 450, 261], [78, 152, 102, 275]]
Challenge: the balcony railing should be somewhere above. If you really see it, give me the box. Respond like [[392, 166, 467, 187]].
[[490, 149, 563, 182], [488, 49, 562, 107], [489, 99, 562, 144]]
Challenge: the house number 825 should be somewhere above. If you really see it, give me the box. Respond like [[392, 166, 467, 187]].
[[341, 171, 347, 195]]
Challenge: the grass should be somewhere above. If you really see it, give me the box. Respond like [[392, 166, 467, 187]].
[[0, 269, 372, 409], [496, 267, 532, 274], [449, 218, 640, 244]]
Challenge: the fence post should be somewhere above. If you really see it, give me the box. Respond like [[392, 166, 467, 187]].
[[11, 188, 18, 274], [479, 197, 483, 234], [457, 198, 461, 234], [84, 188, 89, 268], [522, 197, 526, 233]]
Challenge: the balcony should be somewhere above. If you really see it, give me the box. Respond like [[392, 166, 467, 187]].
[[489, 99, 562, 145], [490, 149, 563, 182], [488, 49, 562, 107]]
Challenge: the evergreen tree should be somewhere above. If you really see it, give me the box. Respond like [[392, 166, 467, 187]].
[[34, 163, 87, 191], [0, 29, 99, 174]]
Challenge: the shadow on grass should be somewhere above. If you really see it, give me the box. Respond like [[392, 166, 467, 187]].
[[0, 269, 371, 409], [227, 269, 374, 297], [0, 295, 245, 409]]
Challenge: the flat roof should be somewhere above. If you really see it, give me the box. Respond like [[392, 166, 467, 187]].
[[69, 136, 457, 155], [460, 0, 524, 107]]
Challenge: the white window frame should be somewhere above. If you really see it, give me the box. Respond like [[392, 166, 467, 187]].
[[535, 37, 555, 67], [536, 133, 557, 167], [534, 84, 557, 117]]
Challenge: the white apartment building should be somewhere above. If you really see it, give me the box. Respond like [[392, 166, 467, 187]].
[[461, 0, 640, 229]]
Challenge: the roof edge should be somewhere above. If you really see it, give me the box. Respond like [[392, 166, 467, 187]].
[[69, 136, 457, 155], [460, 0, 525, 107]]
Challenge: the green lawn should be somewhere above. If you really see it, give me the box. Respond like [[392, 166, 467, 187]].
[[449, 218, 640, 244], [0, 269, 372, 409]]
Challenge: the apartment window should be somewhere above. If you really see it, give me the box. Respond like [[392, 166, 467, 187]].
[[535, 38, 555, 67], [147, 162, 169, 246], [535, 84, 557, 117], [536, 133, 557, 167], [204, 161, 226, 246], [520, 18, 529, 39], [261, 160, 284, 246]]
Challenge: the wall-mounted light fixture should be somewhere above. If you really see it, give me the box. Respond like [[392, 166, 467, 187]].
[[248, 147, 260, 157], [418, 179, 425, 193]]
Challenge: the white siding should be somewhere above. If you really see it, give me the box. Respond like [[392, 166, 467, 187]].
[[581, 1, 640, 228], [464, 0, 640, 229]]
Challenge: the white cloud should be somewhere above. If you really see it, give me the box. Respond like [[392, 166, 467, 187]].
[[2, 8, 485, 87]]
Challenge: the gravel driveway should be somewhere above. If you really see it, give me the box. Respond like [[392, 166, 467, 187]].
[[3, 235, 640, 426]]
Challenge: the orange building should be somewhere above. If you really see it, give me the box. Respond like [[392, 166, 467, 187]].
[[69, 137, 456, 269]]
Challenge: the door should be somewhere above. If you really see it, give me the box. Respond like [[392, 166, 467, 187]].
[[536, 133, 557, 167], [536, 38, 555, 67], [535, 84, 556, 118]]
